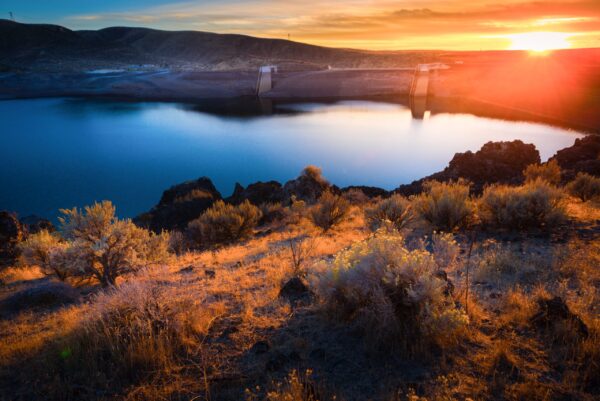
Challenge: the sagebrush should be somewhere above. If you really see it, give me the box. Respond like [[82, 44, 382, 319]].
[[188, 200, 262, 246], [19, 201, 170, 286], [312, 230, 467, 355], [479, 179, 566, 230], [566, 172, 600, 202], [523, 160, 561, 185], [310, 191, 351, 231], [364, 194, 413, 231], [413, 180, 474, 231]]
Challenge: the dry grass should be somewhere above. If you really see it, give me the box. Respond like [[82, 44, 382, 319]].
[[246, 370, 326, 401], [1, 182, 599, 401], [0, 265, 45, 284]]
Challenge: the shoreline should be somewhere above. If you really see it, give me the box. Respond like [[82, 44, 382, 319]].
[[1, 90, 598, 135], [2, 68, 598, 133]]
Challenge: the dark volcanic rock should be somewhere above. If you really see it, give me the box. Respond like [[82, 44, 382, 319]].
[[549, 135, 600, 180], [134, 177, 222, 232], [531, 296, 588, 338], [396, 140, 540, 195], [20, 215, 55, 234], [0, 211, 26, 265], [250, 340, 270, 354], [226, 181, 284, 205], [279, 277, 311, 303], [341, 185, 390, 199], [283, 170, 335, 204]]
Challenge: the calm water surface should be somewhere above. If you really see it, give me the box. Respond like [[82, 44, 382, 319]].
[[0, 98, 585, 219]]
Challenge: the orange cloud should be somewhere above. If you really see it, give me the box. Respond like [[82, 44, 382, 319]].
[[66, 0, 600, 50]]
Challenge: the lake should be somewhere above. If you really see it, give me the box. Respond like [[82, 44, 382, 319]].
[[0, 97, 585, 220]]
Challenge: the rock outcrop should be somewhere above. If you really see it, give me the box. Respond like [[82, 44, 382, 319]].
[[134, 177, 222, 232], [0, 211, 26, 265], [531, 296, 588, 339], [549, 135, 600, 181], [20, 215, 55, 234], [341, 185, 390, 199], [282, 167, 336, 203], [226, 181, 285, 205], [396, 140, 540, 195]]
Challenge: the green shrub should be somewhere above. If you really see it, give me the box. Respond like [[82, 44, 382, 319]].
[[188, 200, 262, 246], [309, 191, 351, 231], [364, 194, 413, 231], [312, 230, 467, 354], [479, 179, 566, 230], [413, 180, 474, 231], [523, 159, 561, 185], [566, 172, 600, 202]]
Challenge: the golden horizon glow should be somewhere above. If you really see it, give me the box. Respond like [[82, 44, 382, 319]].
[[42, 1, 600, 51], [508, 32, 573, 53]]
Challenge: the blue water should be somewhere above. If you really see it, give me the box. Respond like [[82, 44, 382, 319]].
[[0, 98, 585, 220]]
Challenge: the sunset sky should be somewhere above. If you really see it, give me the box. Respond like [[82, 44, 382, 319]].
[[4, 1, 600, 50]]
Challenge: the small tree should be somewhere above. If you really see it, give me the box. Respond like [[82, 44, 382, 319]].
[[19, 230, 71, 281], [310, 191, 350, 231], [59, 201, 170, 287], [566, 172, 600, 202], [523, 160, 561, 185]]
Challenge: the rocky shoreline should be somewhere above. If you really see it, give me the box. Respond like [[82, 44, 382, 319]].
[[1, 135, 599, 260], [134, 136, 600, 232]]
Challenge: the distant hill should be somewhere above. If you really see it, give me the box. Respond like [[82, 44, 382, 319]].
[[0, 20, 437, 72]]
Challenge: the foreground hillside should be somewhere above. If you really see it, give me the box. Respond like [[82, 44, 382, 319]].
[[1, 137, 599, 401]]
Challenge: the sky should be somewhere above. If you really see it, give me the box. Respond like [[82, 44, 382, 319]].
[[3, 1, 600, 50]]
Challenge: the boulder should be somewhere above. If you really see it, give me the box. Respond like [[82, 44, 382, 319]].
[[134, 177, 222, 232], [226, 181, 284, 205], [530, 296, 588, 338], [279, 276, 311, 304], [0, 211, 26, 265], [250, 340, 270, 354], [396, 140, 540, 195], [549, 135, 600, 180], [20, 215, 55, 234]]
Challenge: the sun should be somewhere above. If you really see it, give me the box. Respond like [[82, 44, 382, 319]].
[[508, 32, 571, 53]]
